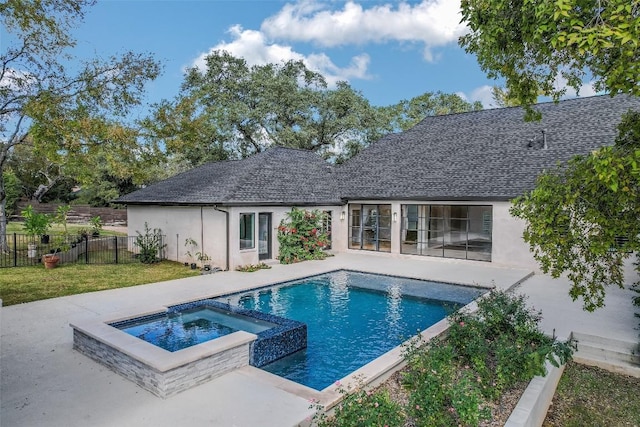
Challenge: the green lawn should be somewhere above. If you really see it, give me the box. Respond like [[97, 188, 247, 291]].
[[5, 221, 126, 236], [544, 362, 640, 426], [0, 261, 201, 306]]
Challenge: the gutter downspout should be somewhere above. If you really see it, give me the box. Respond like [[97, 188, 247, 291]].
[[213, 205, 230, 271]]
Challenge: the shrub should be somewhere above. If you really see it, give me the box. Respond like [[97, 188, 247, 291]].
[[312, 290, 575, 427], [21, 205, 52, 239], [134, 222, 166, 264], [402, 290, 574, 426], [277, 208, 330, 264], [312, 379, 404, 427]]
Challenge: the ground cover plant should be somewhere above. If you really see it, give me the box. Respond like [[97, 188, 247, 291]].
[[312, 290, 574, 427], [544, 362, 640, 426], [235, 262, 271, 272], [0, 261, 200, 305]]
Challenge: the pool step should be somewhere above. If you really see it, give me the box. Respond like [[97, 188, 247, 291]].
[[572, 332, 640, 378]]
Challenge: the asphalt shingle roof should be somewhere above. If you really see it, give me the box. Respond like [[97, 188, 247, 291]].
[[119, 95, 640, 206], [335, 94, 640, 201], [117, 146, 340, 206]]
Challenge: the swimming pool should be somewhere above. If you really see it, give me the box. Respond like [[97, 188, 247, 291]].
[[216, 270, 486, 390]]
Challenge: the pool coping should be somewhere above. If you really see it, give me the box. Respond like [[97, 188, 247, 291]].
[[70, 309, 258, 373], [69, 268, 492, 402]]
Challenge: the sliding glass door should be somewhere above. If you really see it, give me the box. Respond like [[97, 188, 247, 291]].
[[401, 204, 492, 261], [348, 204, 391, 252]]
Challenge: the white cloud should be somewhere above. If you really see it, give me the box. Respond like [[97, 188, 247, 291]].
[[555, 74, 599, 98], [261, 0, 465, 61], [458, 85, 497, 109], [190, 25, 371, 86]]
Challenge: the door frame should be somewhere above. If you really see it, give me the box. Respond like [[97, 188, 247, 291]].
[[258, 212, 272, 260]]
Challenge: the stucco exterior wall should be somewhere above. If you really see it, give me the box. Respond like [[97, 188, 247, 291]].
[[127, 205, 345, 271], [227, 205, 344, 270], [127, 205, 228, 269]]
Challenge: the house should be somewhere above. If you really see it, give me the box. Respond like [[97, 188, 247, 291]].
[[117, 147, 342, 270], [118, 95, 640, 271]]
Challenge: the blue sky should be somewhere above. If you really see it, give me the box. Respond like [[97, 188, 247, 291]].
[[67, 0, 504, 115], [7, 0, 598, 120]]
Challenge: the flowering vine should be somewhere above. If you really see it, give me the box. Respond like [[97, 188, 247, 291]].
[[277, 207, 330, 264]]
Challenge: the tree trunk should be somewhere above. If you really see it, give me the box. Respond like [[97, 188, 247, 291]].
[[0, 172, 8, 253]]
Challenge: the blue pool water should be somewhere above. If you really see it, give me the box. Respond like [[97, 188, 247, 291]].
[[116, 307, 277, 352], [219, 270, 486, 390]]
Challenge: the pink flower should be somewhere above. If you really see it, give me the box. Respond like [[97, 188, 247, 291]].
[[459, 321, 465, 327], [374, 402, 379, 408], [416, 404, 421, 410]]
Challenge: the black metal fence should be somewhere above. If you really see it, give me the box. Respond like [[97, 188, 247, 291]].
[[0, 234, 166, 268]]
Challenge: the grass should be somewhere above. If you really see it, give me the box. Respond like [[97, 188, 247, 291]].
[[5, 222, 126, 236], [0, 261, 201, 306], [544, 362, 640, 426]]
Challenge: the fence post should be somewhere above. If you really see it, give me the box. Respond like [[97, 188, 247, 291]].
[[114, 236, 118, 264], [13, 233, 17, 267], [84, 235, 89, 264]]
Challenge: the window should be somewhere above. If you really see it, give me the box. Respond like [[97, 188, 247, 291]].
[[348, 204, 391, 252], [401, 204, 492, 261], [239, 213, 254, 249]]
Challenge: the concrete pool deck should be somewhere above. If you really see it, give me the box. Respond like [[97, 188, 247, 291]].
[[1, 252, 638, 427]]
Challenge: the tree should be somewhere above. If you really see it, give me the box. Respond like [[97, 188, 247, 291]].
[[511, 112, 640, 311], [145, 51, 387, 164], [491, 87, 522, 108], [145, 52, 484, 168], [334, 91, 482, 163], [460, 0, 640, 115], [389, 91, 483, 131], [460, 0, 640, 309], [1, 0, 160, 249]]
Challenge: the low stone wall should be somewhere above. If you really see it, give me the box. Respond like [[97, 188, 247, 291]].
[[73, 329, 253, 398]]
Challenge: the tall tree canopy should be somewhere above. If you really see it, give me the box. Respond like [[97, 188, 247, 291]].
[[144, 51, 387, 163], [143, 50, 481, 167], [0, 0, 160, 246], [460, 0, 640, 115], [460, 0, 640, 309]]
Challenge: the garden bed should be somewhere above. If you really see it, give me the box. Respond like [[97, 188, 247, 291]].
[[311, 291, 574, 427]]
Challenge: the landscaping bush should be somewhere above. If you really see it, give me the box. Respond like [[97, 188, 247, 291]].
[[277, 208, 330, 264], [312, 380, 404, 427], [134, 222, 166, 264], [312, 290, 575, 427]]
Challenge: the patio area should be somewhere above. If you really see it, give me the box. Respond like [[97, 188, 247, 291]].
[[1, 252, 637, 427]]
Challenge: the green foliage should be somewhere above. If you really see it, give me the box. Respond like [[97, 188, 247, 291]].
[[401, 290, 573, 426], [143, 51, 484, 166], [235, 262, 271, 272], [54, 204, 71, 235], [2, 171, 20, 219], [1, 0, 160, 245], [134, 222, 166, 264], [312, 290, 574, 426], [311, 379, 404, 427], [460, 0, 640, 117], [511, 111, 640, 311], [21, 205, 52, 237], [184, 237, 198, 261], [89, 215, 102, 234], [277, 208, 330, 264]]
